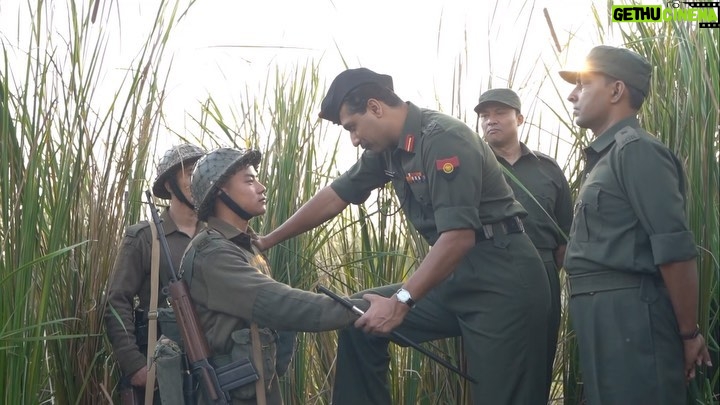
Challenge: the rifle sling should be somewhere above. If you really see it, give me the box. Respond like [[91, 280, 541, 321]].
[[146, 220, 161, 405]]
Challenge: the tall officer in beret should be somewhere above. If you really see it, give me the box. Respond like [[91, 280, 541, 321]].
[[560, 45, 711, 404], [105, 143, 206, 400], [476, 88, 573, 402], [257, 68, 552, 404]]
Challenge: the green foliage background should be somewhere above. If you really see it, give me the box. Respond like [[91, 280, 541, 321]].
[[0, 1, 717, 404]]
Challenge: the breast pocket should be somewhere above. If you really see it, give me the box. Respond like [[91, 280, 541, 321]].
[[570, 185, 602, 242], [408, 182, 432, 208]]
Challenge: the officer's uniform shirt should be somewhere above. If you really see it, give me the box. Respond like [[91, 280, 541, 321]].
[[564, 116, 697, 275], [331, 102, 526, 244], [494, 143, 573, 253], [105, 210, 201, 376], [187, 216, 364, 355]]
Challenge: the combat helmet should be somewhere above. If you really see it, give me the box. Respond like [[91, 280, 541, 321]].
[[152, 143, 206, 199], [191, 148, 262, 221]]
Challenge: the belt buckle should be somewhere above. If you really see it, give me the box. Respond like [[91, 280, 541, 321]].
[[481, 224, 493, 240]]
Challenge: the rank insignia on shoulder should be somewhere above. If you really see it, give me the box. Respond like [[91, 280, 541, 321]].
[[435, 156, 460, 180], [403, 135, 415, 152], [405, 171, 427, 184]]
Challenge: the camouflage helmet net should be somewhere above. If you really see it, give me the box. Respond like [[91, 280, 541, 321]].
[[191, 148, 262, 220], [152, 143, 206, 199]]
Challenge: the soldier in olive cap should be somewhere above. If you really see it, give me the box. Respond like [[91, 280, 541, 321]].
[[256, 68, 552, 404], [105, 143, 206, 401], [182, 148, 368, 404], [475, 88, 573, 402], [560, 45, 711, 404]]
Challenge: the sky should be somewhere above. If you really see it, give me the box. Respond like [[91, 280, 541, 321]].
[[0, 0, 639, 174]]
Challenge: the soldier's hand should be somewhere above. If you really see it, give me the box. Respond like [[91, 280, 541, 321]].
[[354, 293, 409, 334], [129, 366, 148, 387], [253, 236, 269, 252], [683, 333, 712, 382]]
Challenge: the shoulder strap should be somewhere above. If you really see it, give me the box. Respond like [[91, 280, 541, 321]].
[[178, 242, 196, 287], [251, 322, 267, 405], [614, 126, 640, 148], [145, 220, 161, 405]]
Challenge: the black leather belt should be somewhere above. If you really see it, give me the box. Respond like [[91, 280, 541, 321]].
[[475, 216, 525, 242]]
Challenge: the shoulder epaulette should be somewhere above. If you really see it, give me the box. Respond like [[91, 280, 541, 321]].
[[124, 220, 150, 237], [192, 229, 225, 251], [614, 126, 640, 148]]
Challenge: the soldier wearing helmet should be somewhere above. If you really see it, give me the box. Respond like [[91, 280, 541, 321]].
[[183, 147, 367, 404], [105, 143, 206, 401]]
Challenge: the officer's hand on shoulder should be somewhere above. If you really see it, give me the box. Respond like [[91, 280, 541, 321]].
[[253, 235, 270, 252]]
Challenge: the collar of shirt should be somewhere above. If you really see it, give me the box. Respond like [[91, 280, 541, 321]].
[[519, 142, 539, 159], [585, 115, 640, 155], [395, 102, 423, 155], [494, 142, 538, 166], [160, 208, 203, 237], [160, 209, 179, 236], [206, 216, 255, 250]]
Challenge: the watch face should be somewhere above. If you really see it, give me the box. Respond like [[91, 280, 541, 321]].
[[397, 289, 410, 302]]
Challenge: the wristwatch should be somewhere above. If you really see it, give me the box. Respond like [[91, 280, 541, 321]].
[[680, 324, 700, 340], [395, 288, 416, 308]]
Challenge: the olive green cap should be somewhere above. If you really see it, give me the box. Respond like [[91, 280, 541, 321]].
[[474, 88, 522, 114], [319, 68, 394, 125], [152, 143, 206, 199], [559, 45, 651, 96], [190, 148, 262, 221]]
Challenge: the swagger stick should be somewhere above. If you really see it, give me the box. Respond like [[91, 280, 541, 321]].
[[318, 285, 477, 384]]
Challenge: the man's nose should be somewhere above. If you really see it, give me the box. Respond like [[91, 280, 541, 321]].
[[568, 86, 580, 102], [350, 132, 361, 147]]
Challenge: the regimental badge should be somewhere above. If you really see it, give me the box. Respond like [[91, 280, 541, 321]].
[[405, 171, 427, 184], [435, 156, 460, 180]]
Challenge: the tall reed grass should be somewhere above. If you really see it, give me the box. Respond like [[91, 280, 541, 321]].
[[1, 0, 717, 404], [1, 0, 189, 403]]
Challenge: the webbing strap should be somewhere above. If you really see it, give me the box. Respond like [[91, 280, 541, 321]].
[[145, 221, 161, 405]]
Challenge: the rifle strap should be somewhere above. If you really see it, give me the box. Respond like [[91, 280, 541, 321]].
[[146, 220, 161, 405], [251, 322, 267, 405]]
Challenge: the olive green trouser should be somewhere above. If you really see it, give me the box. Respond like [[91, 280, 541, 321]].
[[568, 271, 685, 405], [537, 249, 561, 403], [332, 232, 551, 405]]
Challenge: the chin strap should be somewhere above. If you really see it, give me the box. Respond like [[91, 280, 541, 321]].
[[218, 190, 254, 220], [168, 179, 195, 211]]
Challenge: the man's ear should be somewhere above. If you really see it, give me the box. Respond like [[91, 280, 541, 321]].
[[367, 99, 383, 117], [516, 113, 525, 126], [610, 81, 626, 103], [164, 180, 172, 195]]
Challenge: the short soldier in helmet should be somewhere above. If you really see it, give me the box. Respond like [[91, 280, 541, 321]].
[[105, 143, 206, 402], [183, 147, 367, 405]]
